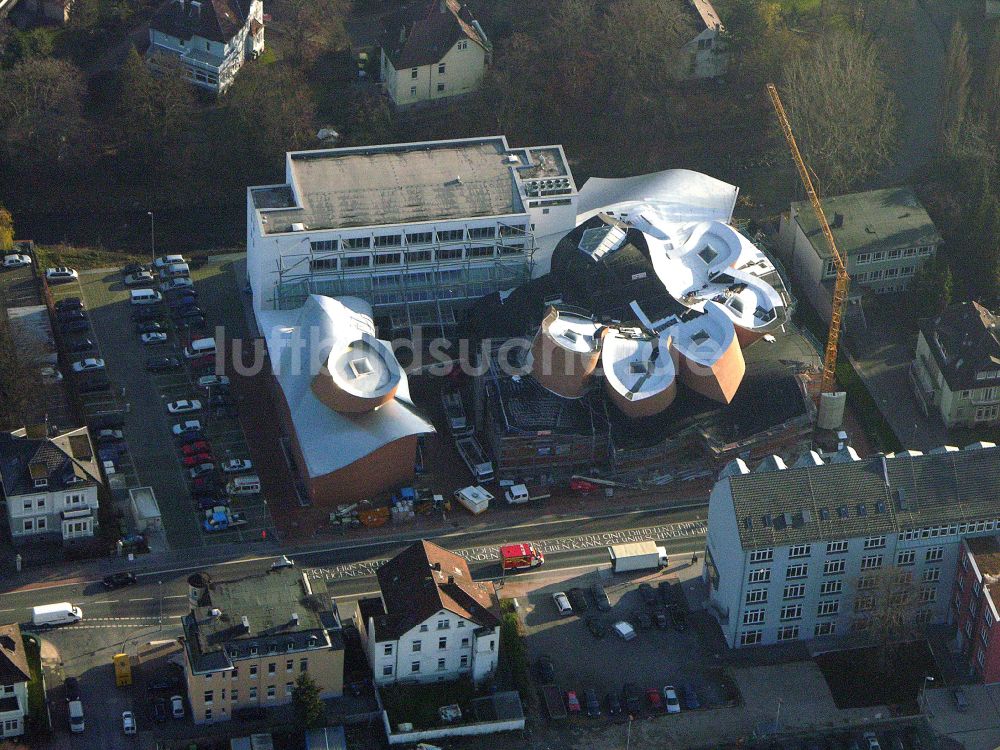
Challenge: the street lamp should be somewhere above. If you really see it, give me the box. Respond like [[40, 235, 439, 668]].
[[158, 580, 163, 629], [920, 675, 934, 714], [147, 211, 155, 261]]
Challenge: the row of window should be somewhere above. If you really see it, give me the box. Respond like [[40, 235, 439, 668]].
[[902, 519, 1000, 541], [409, 59, 457, 80], [308, 226, 523, 252], [20, 493, 87, 512], [749, 560, 943, 588], [204, 680, 288, 708], [739, 622, 837, 646], [384, 634, 470, 656], [750, 542, 944, 565], [743, 600, 841, 624], [854, 266, 915, 283], [307, 244, 523, 273], [383, 655, 469, 677], [855, 247, 933, 265], [221, 658, 308, 678]]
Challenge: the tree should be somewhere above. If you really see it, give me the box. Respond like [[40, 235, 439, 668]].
[[906, 257, 952, 320], [291, 673, 325, 730], [341, 89, 394, 146], [2, 27, 56, 68], [278, 0, 348, 66], [115, 48, 193, 154], [780, 28, 898, 193], [718, 0, 797, 87], [0, 205, 12, 251], [938, 20, 971, 155], [600, 0, 694, 88], [984, 28, 1000, 144], [853, 565, 924, 669]]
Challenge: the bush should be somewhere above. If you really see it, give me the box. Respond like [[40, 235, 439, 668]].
[[21, 635, 48, 736], [498, 600, 532, 709]]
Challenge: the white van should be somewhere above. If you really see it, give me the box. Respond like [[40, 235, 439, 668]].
[[68, 700, 85, 732], [184, 337, 216, 359], [32, 602, 83, 627], [227, 474, 261, 496], [153, 254, 186, 269], [158, 262, 190, 280], [130, 288, 162, 305]]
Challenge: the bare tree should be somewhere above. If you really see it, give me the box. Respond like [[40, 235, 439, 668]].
[[938, 20, 971, 155], [274, 0, 348, 66], [599, 0, 694, 88], [852, 565, 925, 669], [0, 205, 12, 251], [780, 28, 898, 193], [984, 28, 1000, 144]]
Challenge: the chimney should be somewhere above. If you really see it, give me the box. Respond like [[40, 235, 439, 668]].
[[241, 615, 250, 633], [832, 212, 844, 229], [447, 576, 455, 584], [432, 562, 441, 571], [399, 26, 406, 44], [291, 613, 299, 626]]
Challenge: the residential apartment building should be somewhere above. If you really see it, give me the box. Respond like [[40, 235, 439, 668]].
[[356, 540, 501, 686], [680, 0, 727, 79], [952, 536, 1000, 682], [0, 624, 30, 740], [0, 426, 102, 544], [246, 136, 578, 338], [777, 187, 941, 321], [911, 301, 1000, 427], [181, 569, 344, 724], [705, 444, 1000, 648], [379, 0, 490, 107], [147, 0, 264, 93]]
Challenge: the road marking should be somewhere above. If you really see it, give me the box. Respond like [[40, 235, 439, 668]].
[[128, 597, 154, 602], [92, 600, 118, 604]]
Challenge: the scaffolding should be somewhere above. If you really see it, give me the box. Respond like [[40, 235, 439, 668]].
[[268, 224, 536, 338]]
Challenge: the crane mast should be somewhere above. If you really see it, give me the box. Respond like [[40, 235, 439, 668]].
[[766, 82, 849, 396]]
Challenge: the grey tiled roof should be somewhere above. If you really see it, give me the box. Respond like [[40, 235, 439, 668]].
[[919, 301, 1000, 391], [729, 447, 1000, 549]]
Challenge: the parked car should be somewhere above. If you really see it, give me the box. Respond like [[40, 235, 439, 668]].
[[591, 582, 612, 611], [64, 338, 94, 353], [124, 271, 154, 286], [55, 297, 83, 311], [669, 607, 687, 631], [552, 591, 573, 616], [141, 332, 169, 345], [188, 354, 215, 370], [170, 695, 184, 719], [57, 309, 87, 323], [179, 434, 208, 450], [864, 733, 882, 750], [534, 655, 555, 683], [585, 616, 608, 638], [146, 355, 182, 372], [197, 375, 230, 389], [64, 677, 80, 702], [46, 267, 78, 283], [181, 441, 211, 456], [136, 321, 167, 334], [605, 691, 622, 716], [182, 453, 214, 467], [953, 687, 970, 712], [565, 690, 581, 714], [60, 319, 90, 333], [71, 358, 105, 373], [189, 462, 215, 478], [630, 610, 652, 631], [2, 253, 31, 269], [122, 711, 136, 734], [221, 458, 252, 473], [153, 255, 187, 269], [639, 583, 657, 607], [195, 494, 228, 511], [646, 687, 663, 711], [166, 291, 197, 307], [190, 475, 218, 492], [133, 306, 163, 321], [148, 670, 182, 692], [172, 420, 202, 436], [122, 262, 148, 275], [95, 428, 124, 442], [152, 699, 167, 723], [78, 377, 110, 393], [271, 555, 295, 569], [178, 315, 207, 330], [681, 682, 700, 710], [40, 366, 63, 383], [103, 572, 137, 589], [172, 305, 203, 319], [583, 688, 601, 717], [567, 587, 589, 613], [653, 609, 668, 629], [91, 415, 124, 430], [622, 684, 642, 715], [613, 621, 637, 641], [167, 399, 201, 414], [160, 278, 194, 293], [662, 685, 681, 714]]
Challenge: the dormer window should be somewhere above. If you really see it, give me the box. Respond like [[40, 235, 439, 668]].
[[249, 645, 258, 656], [33, 478, 47, 488]]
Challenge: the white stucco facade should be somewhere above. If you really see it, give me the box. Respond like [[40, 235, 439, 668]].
[[382, 38, 488, 107]]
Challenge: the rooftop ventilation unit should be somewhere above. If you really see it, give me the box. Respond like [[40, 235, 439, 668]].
[[290, 223, 306, 232], [241, 615, 250, 632]]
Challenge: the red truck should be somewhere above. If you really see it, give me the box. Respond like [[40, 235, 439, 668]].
[[500, 543, 545, 571]]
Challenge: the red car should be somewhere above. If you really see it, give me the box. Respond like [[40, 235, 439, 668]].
[[181, 441, 211, 456], [182, 453, 213, 467], [191, 476, 217, 491], [565, 690, 581, 714], [570, 478, 599, 494], [645, 687, 662, 710]]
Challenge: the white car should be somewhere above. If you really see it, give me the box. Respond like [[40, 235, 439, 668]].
[[141, 332, 168, 345], [864, 733, 882, 750], [170, 694, 184, 719], [46, 267, 78, 283], [662, 685, 681, 714], [166, 399, 201, 414], [2, 254, 31, 269], [271, 555, 295, 569], [552, 591, 572, 616], [71, 358, 105, 373], [197, 375, 230, 389], [221, 458, 253, 473], [121, 710, 136, 734], [124, 271, 154, 286], [160, 277, 194, 293], [40, 366, 63, 383], [153, 255, 186, 269], [172, 420, 201, 435], [613, 621, 636, 641]]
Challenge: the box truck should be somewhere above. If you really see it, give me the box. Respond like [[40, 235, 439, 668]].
[[608, 541, 667, 573], [32, 602, 83, 627], [454, 485, 492, 515]]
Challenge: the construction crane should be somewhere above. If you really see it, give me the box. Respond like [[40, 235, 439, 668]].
[[766, 83, 848, 397]]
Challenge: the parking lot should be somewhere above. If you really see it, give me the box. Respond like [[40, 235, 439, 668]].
[[517, 564, 737, 723], [45, 256, 273, 550]]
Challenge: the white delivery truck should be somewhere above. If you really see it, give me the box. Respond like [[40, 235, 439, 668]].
[[32, 602, 83, 627], [503, 484, 530, 505], [454, 486, 493, 515], [68, 700, 85, 732], [608, 541, 667, 573]]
